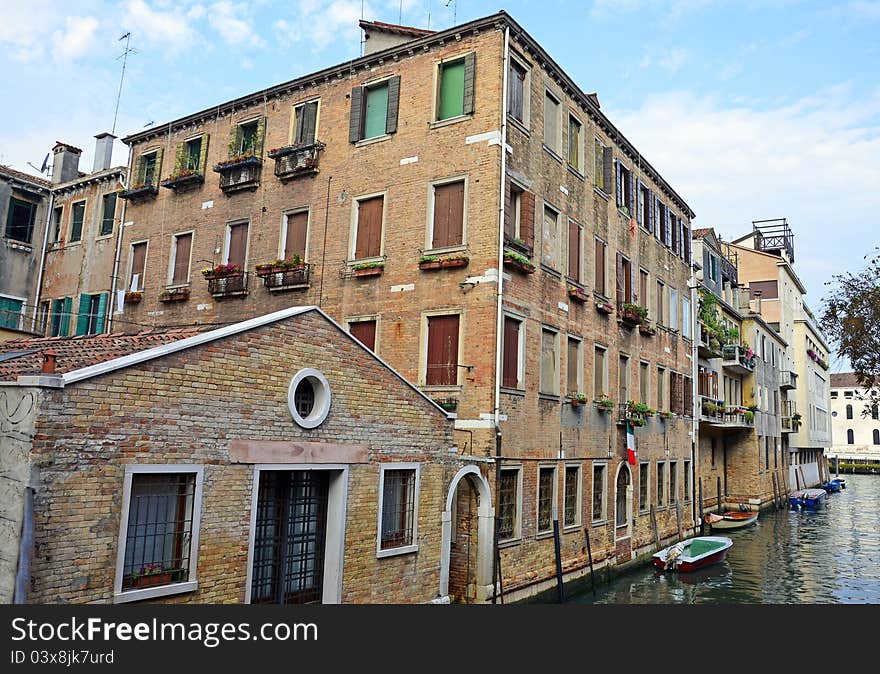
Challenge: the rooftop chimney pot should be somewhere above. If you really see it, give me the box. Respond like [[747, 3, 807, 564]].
[[42, 349, 57, 374]]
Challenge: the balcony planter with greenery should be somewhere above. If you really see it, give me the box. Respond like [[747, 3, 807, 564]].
[[201, 263, 242, 280], [568, 393, 588, 407], [268, 141, 325, 180], [658, 411, 676, 420], [791, 411, 802, 429], [639, 322, 657, 336], [213, 154, 262, 171], [505, 237, 533, 257], [158, 287, 189, 302], [619, 302, 647, 327], [702, 400, 725, 417], [595, 397, 614, 412], [568, 284, 589, 303], [119, 182, 158, 201], [124, 291, 143, 304], [352, 261, 385, 277], [595, 300, 614, 315], [437, 398, 458, 412], [160, 168, 204, 192], [441, 255, 469, 269], [743, 410, 755, 423], [503, 250, 536, 274], [418, 255, 442, 270], [255, 256, 305, 276], [125, 564, 186, 589], [624, 400, 655, 426]]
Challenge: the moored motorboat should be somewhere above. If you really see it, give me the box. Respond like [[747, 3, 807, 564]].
[[789, 488, 826, 509], [705, 510, 758, 530], [832, 478, 846, 489], [822, 480, 841, 493], [652, 536, 733, 572]]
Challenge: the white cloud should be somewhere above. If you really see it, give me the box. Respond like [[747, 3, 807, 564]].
[[208, 1, 263, 47], [611, 85, 880, 300], [52, 16, 100, 62], [122, 0, 201, 54], [273, 0, 378, 53]]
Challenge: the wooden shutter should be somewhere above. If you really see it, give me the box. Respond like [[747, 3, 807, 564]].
[[504, 180, 515, 241], [636, 180, 642, 225], [568, 220, 580, 280], [628, 170, 635, 212], [567, 338, 579, 394], [95, 293, 108, 334], [253, 118, 266, 156], [432, 181, 464, 248], [665, 209, 672, 247], [519, 190, 535, 250], [615, 160, 623, 207], [502, 317, 520, 389], [75, 294, 90, 335], [227, 222, 248, 268], [603, 147, 614, 195], [350, 320, 377, 351], [284, 212, 308, 260], [198, 134, 210, 172], [130, 242, 147, 291], [595, 239, 605, 294], [385, 76, 400, 135], [684, 376, 693, 417], [628, 259, 636, 304], [355, 196, 383, 259], [133, 155, 145, 185], [648, 191, 655, 234], [349, 87, 364, 143], [299, 102, 318, 144], [229, 124, 242, 158], [173, 141, 185, 174], [61, 297, 72, 336], [153, 148, 163, 185], [615, 252, 624, 305], [684, 224, 691, 263], [640, 270, 648, 311], [173, 233, 192, 284], [426, 315, 459, 386], [462, 53, 476, 115]]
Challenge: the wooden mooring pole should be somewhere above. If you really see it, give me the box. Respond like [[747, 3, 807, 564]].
[[675, 502, 683, 542], [716, 476, 722, 514], [552, 519, 564, 603], [650, 504, 661, 552], [584, 528, 596, 595], [771, 472, 779, 511], [698, 478, 704, 533]]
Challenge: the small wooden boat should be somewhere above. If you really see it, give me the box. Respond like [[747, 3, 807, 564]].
[[652, 536, 732, 572], [705, 510, 758, 530], [789, 488, 825, 509]]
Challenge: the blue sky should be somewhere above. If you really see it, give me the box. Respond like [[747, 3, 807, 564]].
[[1, 0, 878, 370]]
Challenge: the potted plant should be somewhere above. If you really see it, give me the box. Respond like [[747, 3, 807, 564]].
[[441, 254, 469, 269], [619, 302, 647, 326], [255, 255, 304, 276], [158, 287, 190, 302], [627, 400, 656, 417], [568, 284, 589, 303], [202, 263, 242, 279], [791, 411, 802, 428], [124, 291, 143, 304], [595, 299, 614, 315], [437, 398, 458, 412], [418, 255, 442, 270], [639, 322, 657, 336], [658, 410, 676, 420], [503, 250, 536, 274], [128, 564, 185, 589], [595, 396, 614, 412], [352, 261, 385, 277], [568, 392, 588, 406], [743, 410, 755, 423]]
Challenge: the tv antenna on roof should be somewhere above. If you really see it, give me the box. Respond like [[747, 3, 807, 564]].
[[112, 32, 138, 136], [445, 0, 457, 25]]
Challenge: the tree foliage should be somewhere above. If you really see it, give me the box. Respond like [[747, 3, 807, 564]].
[[821, 249, 880, 409]]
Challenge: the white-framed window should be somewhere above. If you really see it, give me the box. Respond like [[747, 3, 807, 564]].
[[502, 313, 525, 390], [0, 294, 25, 331], [435, 52, 475, 122], [498, 466, 523, 542], [540, 326, 560, 396], [507, 51, 531, 128], [127, 240, 148, 292], [114, 465, 204, 603], [536, 464, 557, 534], [346, 315, 379, 352], [224, 219, 249, 269], [568, 113, 583, 173], [377, 463, 420, 558], [427, 176, 467, 251], [351, 77, 401, 143], [350, 192, 385, 261], [563, 463, 582, 528], [592, 462, 607, 523], [566, 335, 583, 396], [682, 295, 692, 339], [421, 310, 462, 388], [291, 99, 320, 145], [287, 368, 332, 429], [543, 89, 562, 156], [168, 230, 194, 286]]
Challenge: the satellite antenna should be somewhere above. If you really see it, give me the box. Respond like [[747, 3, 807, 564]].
[[112, 32, 138, 136], [26, 152, 51, 176]]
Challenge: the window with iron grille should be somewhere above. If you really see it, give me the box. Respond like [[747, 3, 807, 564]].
[[669, 461, 678, 505], [537, 466, 555, 533], [592, 464, 605, 521], [380, 468, 417, 551], [563, 466, 580, 527], [498, 468, 519, 541], [657, 462, 666, 506], [121, 473, 196, 591], [639, 463, 649, 511]]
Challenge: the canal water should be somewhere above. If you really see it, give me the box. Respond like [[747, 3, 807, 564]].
[[567, 473, 880, 604]]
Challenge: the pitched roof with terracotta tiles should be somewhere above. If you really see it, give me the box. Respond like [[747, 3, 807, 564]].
[[0, 164, 51, 189], [358, 19, 435, 37], [692, 227, 714, 239], [0, 328, 210, 381], [831, 372, 862, 389]]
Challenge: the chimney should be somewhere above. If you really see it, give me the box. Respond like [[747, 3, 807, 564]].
[[359, 19, 435, 55], [51, 141, 82, 184], [753, 289, 763, 316], [41, 349, 57, 374], [92, 133, 116, 172]]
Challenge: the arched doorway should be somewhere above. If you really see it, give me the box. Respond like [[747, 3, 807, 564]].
[[438, 466, 493, 603], [614, 463, 633, 558]]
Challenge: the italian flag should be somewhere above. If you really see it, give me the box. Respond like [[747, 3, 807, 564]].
[[626, 421, 637, 466]]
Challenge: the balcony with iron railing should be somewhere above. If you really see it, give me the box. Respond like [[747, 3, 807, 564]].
[[780, 399, 800, 433], [698, 322, 723, 359], [780, 369, 798, 390], [257, 263, 311, 291], [699, 396, 755, 429], [268, 142, 325, 181], [206, 271, 249, 298], [214, 156, 262, 193], [752, 218, 795, 263], [721, 344, 756, 375]]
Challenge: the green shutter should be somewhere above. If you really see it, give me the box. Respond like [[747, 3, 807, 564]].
[[133, 155, 144, 186], [100, 193, 117, 236], [95, 293, 108, 333], [349, 87, 364, 142], [152, 148, 163, 185], [462, 52, 476, 116], [0, 297, 23, 330], [76, 294, 90, 335], [254, 117, 266, 156], [302, 102, 318, 145], [229, 124, 242, 158], [363, 82, 389, 140], [198, 134, 209, 173], [438, 60, 465, 120], [385, 76, 400, 135], [174, 141, 186, 175], [61, 297, 72, 336]]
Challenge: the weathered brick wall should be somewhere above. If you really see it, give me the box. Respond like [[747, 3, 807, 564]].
[[25, 311, 469, 604]]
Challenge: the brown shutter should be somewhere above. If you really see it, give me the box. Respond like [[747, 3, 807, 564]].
[[349, 87, 364, 143], [568, 220, 580, 281], [462, 52, 476, 115], [227, 222, 248, 268], [504, 180, 514, 241], [432, 181, 464, 248], [350, 320, 377, 351], [616, 252, 624, 306], [519, 190, 535, 250], [502, 317, 519, 389], [426, 315, 459, 386], [129, 242, 147, 291], [567, 338, 579, 394], [385, 76, 400, 135], [684, 376, 693, 417], [284, 211, 308, 260], [172, 233, 192, 285], [628, 258, 635, 304], [595, 239, 605, 294], [640, 270, 648, 311], [355, 196, 383, 259], [299, 102, 318, 145], [603, 147, 613, 196]]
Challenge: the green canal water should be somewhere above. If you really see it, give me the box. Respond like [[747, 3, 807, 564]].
[[566, 473, 880, 604]]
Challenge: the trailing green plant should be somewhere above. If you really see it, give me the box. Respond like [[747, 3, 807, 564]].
[[352, 261, 385, 271], [503, 250, 532, 266], [743, 410, 755, 422], [626, 400, 655, 416], [620, 302, 648, 321], [419, 255, 440, 264]]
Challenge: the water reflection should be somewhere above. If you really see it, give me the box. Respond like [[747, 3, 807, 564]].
[[568, 474, 880, 604]]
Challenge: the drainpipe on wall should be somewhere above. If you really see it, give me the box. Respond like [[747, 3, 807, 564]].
[[107, 141, 133, 334], [13, 487, 34, 603], [30, 190, 55, 333], [491, 24, 511, 604], [690, 258, 699, 529]]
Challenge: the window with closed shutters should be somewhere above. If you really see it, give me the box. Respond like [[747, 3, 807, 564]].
[[640, 269, 649, 311], [172, 233, 192, 285], [568, 220, 581, 281], [567, 337, 581, 395], [0, 297, 23, 330], [355, 196, 383, 259], [284, 211, 308, 260], [544, 92, 561, 154], [502, 316, 521, 389], [426, 315, 459, 386], [594, 345, 607, 398], [129, 242, 147, 291], [595, 238, 606, 296], [508, 58, 526, 124], [294, 101, 319, 145], [349, 320, 377, 351], [568, 115, 582, 171], [432, 181, 465, 249], [540, 328, 559, 395], [227, 222, 248, 268]]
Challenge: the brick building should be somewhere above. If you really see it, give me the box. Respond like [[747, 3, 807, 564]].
[[25, 12, 698, 600], [0, 306, 495, 604]]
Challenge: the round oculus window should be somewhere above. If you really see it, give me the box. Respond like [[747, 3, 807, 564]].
[[288, 369, 331, 428]]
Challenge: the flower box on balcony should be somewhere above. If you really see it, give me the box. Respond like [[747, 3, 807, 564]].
[[213, 155, 262, 193], [419, 256, 443, 270], [202, 264, 242, 279], [503, 251, 536, 274], [595, 398, 614, 412], [504, 237, 533, 257], [658, 411, 676, 420], [255, 256, 305, 276], [639, 323, 657, 336], [268, 142, 325, 180], [352, 262, 384, 277], [124, 291, 143, 304], [619, 303, 647, 327], [441, 256, 469, 269], [568, 285, 589, 303], [160, 170, 204, 192], [568, 393, 588, 407], [437, 398, 458, 412], [119, 183, 158, 202], [158, 287, 189, 303], [595, 300, 614, 315]]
